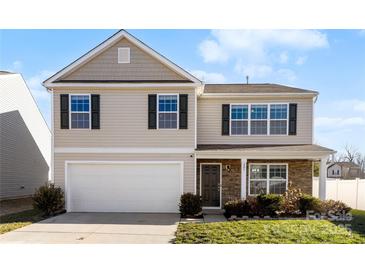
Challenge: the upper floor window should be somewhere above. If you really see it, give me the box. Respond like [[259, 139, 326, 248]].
[[228, 103, 290, 136], [270, 104, 288, 135], [158, 95, 178, 129], [70, 95, 90, 129], [251, 104, 268, 135], [231, 105, 248, 135]]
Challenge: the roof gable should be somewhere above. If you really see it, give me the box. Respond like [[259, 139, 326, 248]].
[[44, 30, 201, 86]]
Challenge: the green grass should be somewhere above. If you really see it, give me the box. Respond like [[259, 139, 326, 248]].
[[0, 209, 45, 234], [175, 210, 365, 244]]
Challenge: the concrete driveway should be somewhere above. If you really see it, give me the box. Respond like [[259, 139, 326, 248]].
[[0, 213, 180, 244]]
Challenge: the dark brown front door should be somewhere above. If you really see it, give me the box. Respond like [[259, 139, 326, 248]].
[[201, 164, 221, 207]]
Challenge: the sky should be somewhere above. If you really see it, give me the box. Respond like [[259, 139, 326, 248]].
[[1, 29, 365, 154]]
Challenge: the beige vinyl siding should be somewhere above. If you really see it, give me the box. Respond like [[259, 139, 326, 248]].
[[53, 88, 196, 148], [197, 97, 313, 145], [60, 38, 188, 82], [54, 153, 195, 193]]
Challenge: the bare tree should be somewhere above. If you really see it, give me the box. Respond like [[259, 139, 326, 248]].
[[342, 144, 360, 163]]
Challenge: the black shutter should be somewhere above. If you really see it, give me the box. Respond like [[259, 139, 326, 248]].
[[289, 103, 297, 135], [179, 94, 188, 129], [91, 94, 100, 129], [222, 104, 230, 135], [60, 94, 69, 129], [148, 94, 157, 129]]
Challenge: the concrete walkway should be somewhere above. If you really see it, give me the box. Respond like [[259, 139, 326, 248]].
[[0, 212, 180, 244]]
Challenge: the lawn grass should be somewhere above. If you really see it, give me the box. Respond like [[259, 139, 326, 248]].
[[175, 210, 365, 244], [0, 209, 45, 234]]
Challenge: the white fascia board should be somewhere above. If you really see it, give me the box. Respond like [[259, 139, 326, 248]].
[[195, 150, 333, 159], [199, 92, 318, 98], [55, 147, 195, 154], [45, 82, 201, 90], [43, 30, 201, 87]]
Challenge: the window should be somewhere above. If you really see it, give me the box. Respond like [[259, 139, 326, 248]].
[[70, 95, 90, 129], [270, 104, 288, 135], [118, 47, 130, 63], [249, 164, 288, 195], [332, 170, 335, 175], [337, 169, 340, 175], [250, 105, 267, 135], [231, 105, 248, 135], [158, 95, 178, 129]]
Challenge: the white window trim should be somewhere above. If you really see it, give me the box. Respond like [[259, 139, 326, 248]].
[[157, 93, 179, 130], [248, 163, 289, 195], [250, 103, 269, 136], [230, 104, 249, 136], [269, 103, 289, 136], [118, 47, 130, 64], [69, 94, 91, 130], [229, 103, 289, 136]]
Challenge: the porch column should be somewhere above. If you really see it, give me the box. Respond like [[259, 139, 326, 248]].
[[319, 156, 327, 200], [241, 158, 247, 199]]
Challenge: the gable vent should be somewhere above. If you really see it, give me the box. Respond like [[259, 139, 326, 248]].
[[118, 47, 130, 64]]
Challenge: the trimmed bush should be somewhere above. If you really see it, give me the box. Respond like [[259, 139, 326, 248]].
[[321, 200, 351, 216], [256, 194, 283, 217], [298, 195, 322, 215], [33, 183, 64, 217], [179, 193, 202, 217], [223, 199, 251, 218]]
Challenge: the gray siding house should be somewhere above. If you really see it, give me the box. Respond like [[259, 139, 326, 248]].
[[0, 72, 51, 200]]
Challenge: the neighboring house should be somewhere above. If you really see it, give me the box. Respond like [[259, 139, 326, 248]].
[[43, 30, 334, 213], [327, 162, 364, 179], [0, 72, 51, 200]]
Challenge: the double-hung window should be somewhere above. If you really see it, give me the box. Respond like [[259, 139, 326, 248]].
[[70, 95, 90, 129], [270, 104, 288, 135], [249, 164, 288, 195], [158, 95, 178, 129], [231, 105, 248, 135], [250, 104, 268, 135]]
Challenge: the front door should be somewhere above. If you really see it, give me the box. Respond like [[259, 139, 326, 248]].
[[201, 164, 221, 207]]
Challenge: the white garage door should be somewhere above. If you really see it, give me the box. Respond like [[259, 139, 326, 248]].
[[66, 162, 182, 213]]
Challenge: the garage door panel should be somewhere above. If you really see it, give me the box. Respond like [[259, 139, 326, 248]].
[[67, 162, 182, 212]]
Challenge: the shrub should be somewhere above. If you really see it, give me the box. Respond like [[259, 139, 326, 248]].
[[298, 195, 322, 215], [280, 185, 303, 216], [224, 199, 251, 218], [321, 200, 351, 216], [179, 193, 202, 217], [33, 183, 64, 217], [256, 194, 283, 217]]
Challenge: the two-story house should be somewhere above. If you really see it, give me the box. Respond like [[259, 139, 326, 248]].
[[43, 30, 334, 213]]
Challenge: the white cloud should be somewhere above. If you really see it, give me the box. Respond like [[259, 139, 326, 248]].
[[198, 30, 328, 64], [235, 63, 273, 79], [26, 70, 54, 100], [190, 70, 226, 83], [295, 56, 307, 65], [5, 60, 23, 72], [198, 40, 229, 63], [279, 52, 289, 64], [332, 99, 365, 114], [277, 69, 297, 82], [315, 116, 365, 128]]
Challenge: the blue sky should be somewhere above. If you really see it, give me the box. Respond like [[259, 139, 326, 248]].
[[1, 29, 365, 154]]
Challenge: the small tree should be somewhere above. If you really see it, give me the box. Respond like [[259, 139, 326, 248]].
[[33, 183, 64, 217]]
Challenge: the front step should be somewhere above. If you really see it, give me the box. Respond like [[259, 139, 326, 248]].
[[203, 208, 224, 215]]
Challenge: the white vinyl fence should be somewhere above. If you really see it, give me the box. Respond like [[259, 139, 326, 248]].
[[313, 177, 365, 210]]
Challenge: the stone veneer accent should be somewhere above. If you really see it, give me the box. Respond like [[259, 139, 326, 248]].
[[247, 160, 313, 195], [196, 159, 241, 206], [196, 159, 313, 208]]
